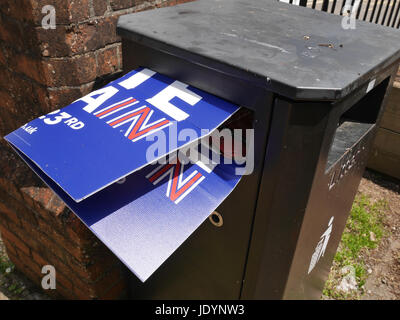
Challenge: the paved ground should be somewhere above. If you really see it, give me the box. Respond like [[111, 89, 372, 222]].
[[358, 170, 400, 300]]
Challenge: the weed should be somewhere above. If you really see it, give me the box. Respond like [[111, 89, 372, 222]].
[[0, 256, 14, 275], [323, 194, 387, 299]]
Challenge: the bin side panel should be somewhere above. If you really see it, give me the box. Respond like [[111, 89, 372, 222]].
[[121, 38, 274, 299], [241, 98, 332, 299], [284, 72, 395, 299]]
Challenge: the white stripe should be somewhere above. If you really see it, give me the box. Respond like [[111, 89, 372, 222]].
[[174, 176, 205, 204], [123, 115, 141, 136], [106, 105, 147, 124], [145, 163, 166, 179], [177, 165, 199, 189], [152, 167, 174, 186], [130, 122, 172, 142], [94, 97, 132, 115], [98, 101, 139, 119], [115, 115, 140, 129]]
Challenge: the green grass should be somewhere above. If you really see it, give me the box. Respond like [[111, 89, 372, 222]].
[[0, 256, 14, 275], [323, 194, 387, 299]]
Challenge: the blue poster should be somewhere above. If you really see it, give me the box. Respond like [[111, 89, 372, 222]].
[[5, 68, 239, 201], [13, 142, 242, 282], [4, 68, 243, 282]]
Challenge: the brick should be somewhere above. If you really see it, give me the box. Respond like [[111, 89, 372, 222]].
[[46, 194, 67, 216], [0, 144, 41, 204], [32, 245, 89, 283], [6, 251, 59, 299], [100, 279, 127, 300], [53, 282, 75, 299], [0, 188, 38, 226], [80, 240, 118, 267], [36, 26, 74, 58], [14, 248, 40, 272], [20, 187, 66, 218], [0, 90, 15, 109], [31, 0, 91, 25], [2, 237, 18, 257], [63, 211, 97, 243], [31, 250, 48, 267], [43, 53, 98, 87], [36, 16, 120, 57], [8, 51, 99, 88], [21, 187, 53, 211], [0, 0, 194, 301], [36, 81, 93, 116], [0, 15, 18, 43], [65, 0, 91, 23], [0, 1, 36, 23], [0, 90, 21, 136], [54, 270, 74, 291], [73, 287, 97, 300], [93, 0, 109, 16], [0, 63, 49, 114], [0, 0, 89, 26], [7, 252, 40, 283], [71, 17, 119, 56], [0, 46, 5, 65], [6, 219, 43, 254], [61, 251, 99, 280], [47, 85, 91, 109], [0, 225, 31, 257], [0, 203, 21, 227], [9, 53, 46, 85], [37, 218, 90, 261], [35, 231, 72, 263], [110, 0, 135, 10], [20, 193, 66, 228], [92, 265, 124, 293], [96, 45, 121, 76], [85, 256, 121, 280], [0, 97, 45, 136], [0, 16, 41, 56], [35, 85, 52, 111]]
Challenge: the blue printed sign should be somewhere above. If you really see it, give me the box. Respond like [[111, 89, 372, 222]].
[[4, 68, 243, 281], [13, 143, 242, 281], [5, 68, 239, 201]]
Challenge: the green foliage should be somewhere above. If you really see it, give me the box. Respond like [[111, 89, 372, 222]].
[[323, 194, 387, 300], [0, 256, 14, 275]]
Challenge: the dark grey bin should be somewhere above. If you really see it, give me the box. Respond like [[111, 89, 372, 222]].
[[116, 0, 400, 299]]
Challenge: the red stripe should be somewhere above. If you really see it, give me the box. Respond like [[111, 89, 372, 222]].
[[148, 163, 174, 183], [108, 107, 147, 127], [128, 119, 170, 140], [96, 98, 136, 117], [170, 162, 203, 201]]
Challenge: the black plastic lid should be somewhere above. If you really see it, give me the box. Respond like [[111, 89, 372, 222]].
[[117, 0, 400, 101]]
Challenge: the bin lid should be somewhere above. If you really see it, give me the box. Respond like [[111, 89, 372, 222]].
[[117, 0, 400, 101]]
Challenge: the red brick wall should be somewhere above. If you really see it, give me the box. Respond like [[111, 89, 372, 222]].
[[0, 0, 193, 299]]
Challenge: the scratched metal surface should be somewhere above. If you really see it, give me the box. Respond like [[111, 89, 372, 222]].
[[326, 121, 373, 170], [117, 0, 400, 101]]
